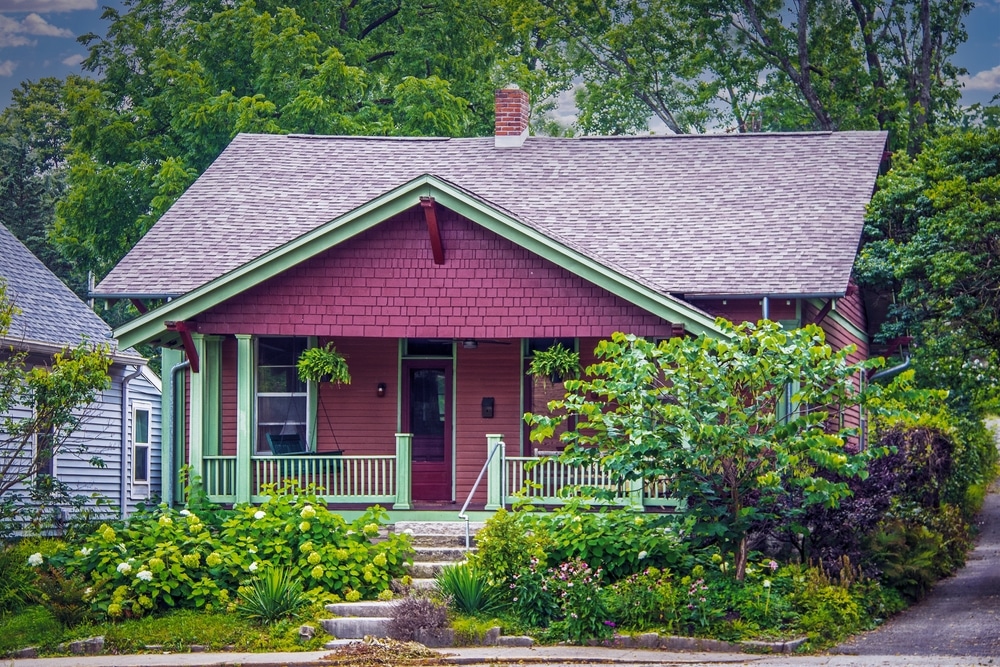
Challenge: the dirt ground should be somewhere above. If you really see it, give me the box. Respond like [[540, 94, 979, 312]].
[[833, 421, 1000, 657]]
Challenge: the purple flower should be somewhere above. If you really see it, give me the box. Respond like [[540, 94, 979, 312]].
[[769, 560, 779, 571]]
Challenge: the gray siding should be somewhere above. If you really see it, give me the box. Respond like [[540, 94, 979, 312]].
[[125, 368, 162, 513]]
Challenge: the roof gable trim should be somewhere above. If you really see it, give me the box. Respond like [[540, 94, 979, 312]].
[[114, 175, 723, 348]]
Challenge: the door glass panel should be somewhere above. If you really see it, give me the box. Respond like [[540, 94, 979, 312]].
[[410, 368, 445, 461]]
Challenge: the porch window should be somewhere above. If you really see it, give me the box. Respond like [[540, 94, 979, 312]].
[[256, 337, 308, 454], [133, 403, 151, 483]]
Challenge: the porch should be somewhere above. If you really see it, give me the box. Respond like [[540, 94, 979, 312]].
[[195, 433, 680, 513]]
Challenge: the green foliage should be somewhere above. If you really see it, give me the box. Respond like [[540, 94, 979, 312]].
[[0, 541, 45, 614], [547, 558, 612, 644], [51, 483, 411, 620], [0, 605, 64, 655], [436, 562, 501, 614], [469, 508, 546, 589], [526, 342, 580, 383], [528, 323, 887, 580], [603, 567, 678, 631], [519, 507, 691, 581], [237, 567, 308, 624], [296, 342, 351, 385], [868, 518, 944, 601], [33, 566, 92, 627], [509, 556, 559, 628], [858, 129, 1000, 416]]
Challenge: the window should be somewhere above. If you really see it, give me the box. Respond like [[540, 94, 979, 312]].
[[35, 422, 56, 479], [256, 337, 308, 454], [133, 403, 151, 483]]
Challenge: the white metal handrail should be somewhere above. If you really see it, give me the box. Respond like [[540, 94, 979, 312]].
[[458, 440, 505, 550]]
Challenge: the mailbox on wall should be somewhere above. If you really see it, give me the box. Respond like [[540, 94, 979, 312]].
[[481, 397, 495, 418]]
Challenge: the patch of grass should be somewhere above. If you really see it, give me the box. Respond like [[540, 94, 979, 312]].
[[0, 606, 65, 654], [0, 606, 332, 657]]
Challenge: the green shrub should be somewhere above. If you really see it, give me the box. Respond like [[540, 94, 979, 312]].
[[470, 508, 545, 589], [237, 567, 308, 624], [436, 562, 501, 614], [795, 583, 863, 642], [54, 482, 411, 619], [869, 518, 945, 601], [34, 566, 92, 627], [547, 558, 612, 644], [521, 506, 690, 581], [0, 542, 43, 614], [603, 566, 678, 631], [509, 557, 559, 628]]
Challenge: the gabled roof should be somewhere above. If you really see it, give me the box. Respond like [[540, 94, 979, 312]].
[[0, 224, 142, 362], [112, 175, 724, 349], [96, 131, 887, 300]]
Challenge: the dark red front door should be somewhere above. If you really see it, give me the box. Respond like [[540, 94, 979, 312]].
[[403, 360, 453, 502]]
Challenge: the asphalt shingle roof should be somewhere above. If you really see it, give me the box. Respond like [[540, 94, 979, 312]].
[[0, 224, 115, 350], [96, 131, 886, 298]]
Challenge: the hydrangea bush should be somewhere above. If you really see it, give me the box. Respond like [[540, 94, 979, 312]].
[[41, 482, 411, 619]]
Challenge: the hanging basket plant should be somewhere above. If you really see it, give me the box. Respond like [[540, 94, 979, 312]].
[[527, 342, 580, 385], [297, 342, 351, 385]]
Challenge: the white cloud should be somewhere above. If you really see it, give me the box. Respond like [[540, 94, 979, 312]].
[[21, 12, 72, 36], [0, 0, 95, 10], [0, 12, 71, 47], [960, 64, 1000, 91], [0, 59, 16, 76], [60, 52, 82, 66]]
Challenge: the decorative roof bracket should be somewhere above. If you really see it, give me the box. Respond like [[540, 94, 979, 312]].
[[420, 196, 445, 265], [165, 320, 199, 373]]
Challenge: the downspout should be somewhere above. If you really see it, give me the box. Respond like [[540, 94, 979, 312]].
[[165, 359, 191, 507], [762, 296, 770, 321], [120, 365, 143, 520], [868, 353, 911, 383]]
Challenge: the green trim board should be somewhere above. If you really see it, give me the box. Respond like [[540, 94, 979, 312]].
[[114, 175, 725, 349]]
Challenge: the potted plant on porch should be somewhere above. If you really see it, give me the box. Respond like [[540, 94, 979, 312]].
[[527, 342, 580, 385], [297, 342, 351, 385]]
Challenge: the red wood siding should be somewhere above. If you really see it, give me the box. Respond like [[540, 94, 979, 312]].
[[221, 336, 237, 456], [197, 206, 676, 340], [455, 342, 522, 505], [316, 337, 398, 455], [694, 298, 797, 324]]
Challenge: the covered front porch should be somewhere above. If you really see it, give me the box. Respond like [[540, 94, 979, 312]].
[[195, 433, 680, 513]]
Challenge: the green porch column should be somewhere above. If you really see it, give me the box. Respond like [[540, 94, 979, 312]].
[[188, 333, 206, 493], [485, 433, 505, 511], [235, 334, 254, 504], [203, 336, 223, 456], [161, 347, 184, 507], [628, 477, 645, 511], [393, 433, 412, 510]]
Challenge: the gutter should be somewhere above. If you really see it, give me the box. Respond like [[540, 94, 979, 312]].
[[119, 365, 143, 520]]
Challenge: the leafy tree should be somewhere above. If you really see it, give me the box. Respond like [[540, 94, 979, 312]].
[[527, 322, 885, 580], [0, 282, 113, 530], [507, 0, 969, 152], [50, 0, 527, 282], [856, 128, 1000, 415]]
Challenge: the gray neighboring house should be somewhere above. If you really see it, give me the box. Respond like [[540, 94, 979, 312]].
[[0, 223, 161, 526]]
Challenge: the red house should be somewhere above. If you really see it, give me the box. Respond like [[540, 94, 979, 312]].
[[96, 88, 886, 519]]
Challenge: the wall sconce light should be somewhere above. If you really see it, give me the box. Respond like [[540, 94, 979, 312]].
[[377, 382, 386, 398]]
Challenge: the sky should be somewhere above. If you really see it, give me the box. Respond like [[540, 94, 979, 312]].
[[0, 0, 997, 113]]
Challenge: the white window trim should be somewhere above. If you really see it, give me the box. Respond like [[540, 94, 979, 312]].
[[255, 337, 311, 456], [132, 401, 152, 486]]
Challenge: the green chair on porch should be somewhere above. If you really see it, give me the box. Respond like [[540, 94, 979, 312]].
[[265, 433, 308, 455]]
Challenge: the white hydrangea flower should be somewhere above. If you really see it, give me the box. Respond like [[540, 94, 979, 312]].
[[249, 562, 259, 572], [136, 570, 153, 582], [27, 552, 43, 567], [79, 547, 92, 556], [763, 579, 772, 589], [179, 509, 191, 516], [117, 562, 132, 574], [253, 510, 266, 520], [637, 550, 648, 560]]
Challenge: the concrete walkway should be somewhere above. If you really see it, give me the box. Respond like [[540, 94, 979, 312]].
[[834, 421, 1000, 658], [7, 646, 998, 667]]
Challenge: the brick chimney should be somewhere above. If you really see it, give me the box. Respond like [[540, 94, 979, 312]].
[[495, 85, 530, 148]]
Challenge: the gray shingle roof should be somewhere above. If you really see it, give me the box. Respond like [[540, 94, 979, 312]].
[[96, 131, 886, 298], [0, 224, 116, 350]]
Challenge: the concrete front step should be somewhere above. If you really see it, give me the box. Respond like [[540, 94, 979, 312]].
[[395, 521, 484, 548], [409, 560, 468, 579], [410, 546, 471, 563], [322, 600, 398, 639]]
